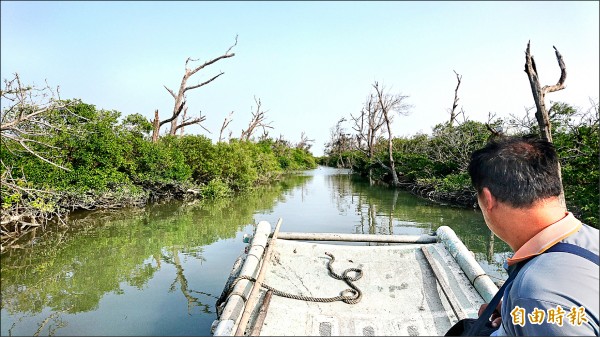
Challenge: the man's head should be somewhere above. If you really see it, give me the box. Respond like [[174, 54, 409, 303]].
[[467, 135, 563, 208]]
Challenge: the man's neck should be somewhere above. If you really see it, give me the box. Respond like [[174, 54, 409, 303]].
[[495, 198, 567, 251]]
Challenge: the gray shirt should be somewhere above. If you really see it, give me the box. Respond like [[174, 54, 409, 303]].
[[493, 224, 599, 336]]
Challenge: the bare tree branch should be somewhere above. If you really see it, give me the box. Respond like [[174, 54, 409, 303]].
[[324, 117, 355, 168], [448, 70, 463, 126], [296, 131, 315, 151], [524, 41, 567, 206], [179, 106, 188, 136], [240, 96, 273, 141], [187, 39, 237, 78], [175, 115, 209, 133], [184, 72, 224, 92], [219, 111, 234, 143], [159, 100, 187, 127], [351, 94, 387, 159], [544, 46, 567, 93], [153, 36, 237, 140], [524, 41, 567, 142], [1, 73, 77, 171], [1, 74, 83, 247], [163, 85, 177, 99], [373, 81, 411, 187]]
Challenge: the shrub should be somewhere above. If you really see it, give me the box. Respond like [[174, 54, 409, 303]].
[[201, 178, 233, 199]]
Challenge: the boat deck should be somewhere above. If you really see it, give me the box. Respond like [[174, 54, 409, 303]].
[[213, 222, 498, 336]]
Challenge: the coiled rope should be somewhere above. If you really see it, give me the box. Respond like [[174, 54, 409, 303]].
[[228, 252, 363, 305]]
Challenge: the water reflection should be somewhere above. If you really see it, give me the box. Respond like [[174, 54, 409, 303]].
[[1, 175, 311, 336], [323, 170, 511, 272], [0, 168, 511, 336]]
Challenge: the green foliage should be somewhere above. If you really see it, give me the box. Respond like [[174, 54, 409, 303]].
[[2, 97, 319, 227], [128, 136, 192, 183], [2, 188, 22, 209], [293, 148, 318, 169], [551, 104, 599, 226], [394, 153, 435, 180], [322, 150, 359, 169], [122, 113, 153, 137], [201, 178, 233, 199], [268, 138, 316, 171], [170, 135, 216, 183], [166, 136, 316, 192], [417, 173, 473, 193], [1, 76, 319, 249], [428, 120, 492, 171], [214, 140, 259, 191], [247, 139, 282, 183]]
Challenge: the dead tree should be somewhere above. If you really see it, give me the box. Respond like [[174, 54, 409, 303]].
[[524, 41, 567, 206], [373, 81, 411, 187], [240, 96, 273, 141], [218, 111, 234, 143], [296, 131, 315, 151], [179, 106, 189, 136], [151, 109, 160, 142], [448, 70, 465, 126], [351, 93, 386, 159], [351, 93, 386, 182], [324, 117, 354, 168], [524, 41, 567, 142], [1, 73, 76, 170], [508, 106, 538, 135], [1, 73, 79, 247], [484, 112, 505, 142], [153, 36, 237, 142]]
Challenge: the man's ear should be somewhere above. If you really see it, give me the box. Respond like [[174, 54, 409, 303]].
[[480, 187, 497, 211]]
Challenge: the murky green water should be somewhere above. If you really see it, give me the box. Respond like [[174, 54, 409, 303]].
[[1, 167, 511, 336]]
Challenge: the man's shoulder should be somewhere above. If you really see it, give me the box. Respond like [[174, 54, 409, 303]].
[[502, 246, 600, 336], [509, 241, 599, 307], [515, 243, 598, 285], [563, 223, 600, 255]]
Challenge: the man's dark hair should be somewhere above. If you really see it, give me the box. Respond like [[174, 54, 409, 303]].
[[467, 135, 563, 208]]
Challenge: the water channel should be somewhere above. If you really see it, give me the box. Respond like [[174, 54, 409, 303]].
[[1, 166, 511, 336]]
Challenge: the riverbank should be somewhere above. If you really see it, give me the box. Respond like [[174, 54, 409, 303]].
[[1, 170, 312, 251], [348, 170, 477, 209], [403, 178, 476, 208]]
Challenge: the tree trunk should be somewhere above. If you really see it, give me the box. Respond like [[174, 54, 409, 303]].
[[368, 147, 374, 185], [350, 94, 385, 180], [384, 114, 400, 187], [373, 81, 407, 187], [448, 70, 462, 126], [152, 109, 160, 143], [524, 41, 566, 142], [160, 36, 237, 138], [524, 41, 567, 206], [179, 107, 188, 136]]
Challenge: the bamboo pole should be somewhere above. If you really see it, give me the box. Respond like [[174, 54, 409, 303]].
[[275, 232, 437, 243], [436, 226, 499, 302], [215, 222, 271, 335], [421, 246, 467, 320], [250, 290, 273, 336], [235, 218, 283, 336]]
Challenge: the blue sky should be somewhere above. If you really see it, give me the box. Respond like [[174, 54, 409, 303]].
[[2, 1, 598, 156]]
